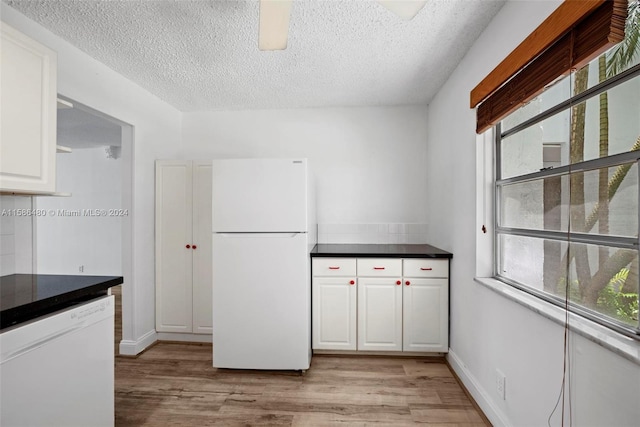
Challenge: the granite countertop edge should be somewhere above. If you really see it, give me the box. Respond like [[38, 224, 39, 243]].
[[1, 274, 124, 330], [310, 243, 453, 259]]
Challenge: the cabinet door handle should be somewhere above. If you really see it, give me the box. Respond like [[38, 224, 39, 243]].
[[420, 267, 433, 271], [329, 266, 340, 270], [374, 267, 385, 270], [396, 280, 401, 285], [405, 281, 411, 286], [192, 245, 197, 250], [186, 244, 191, 249], [349, 280, 355, 285]]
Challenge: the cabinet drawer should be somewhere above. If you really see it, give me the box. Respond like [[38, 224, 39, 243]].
[[357, 258, 402, 277], [312, 258, 356, 276], [403, 259, 449, 278]]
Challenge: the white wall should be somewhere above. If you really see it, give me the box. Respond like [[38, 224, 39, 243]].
[[0, 196, 34, 276], [182, 106, 429, 226], [1, 4, 183, 354], [2, 4, 428, 355], [426, 1, 640, 426], [35, 148, 122, 275]]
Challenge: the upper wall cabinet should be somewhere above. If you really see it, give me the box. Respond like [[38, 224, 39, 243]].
[[0, 23, 57, 193]]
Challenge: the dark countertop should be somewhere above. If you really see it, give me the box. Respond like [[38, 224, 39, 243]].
[[310, 244, 453, 259], [0, 274, 123, 330]]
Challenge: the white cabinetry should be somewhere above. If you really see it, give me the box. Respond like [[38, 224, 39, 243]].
[[311, 258, 357, 350], [357, 259, 402, 351], [312, 255, 449, 353], [155, 160, 212, 336], [0, 24, 57, 193], [402, 259, 449, 352]]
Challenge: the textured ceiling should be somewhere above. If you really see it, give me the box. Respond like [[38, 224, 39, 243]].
[[4, 0, 506, 112]]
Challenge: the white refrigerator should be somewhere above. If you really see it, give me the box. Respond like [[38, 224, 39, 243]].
[[211, 159, 316, 370]]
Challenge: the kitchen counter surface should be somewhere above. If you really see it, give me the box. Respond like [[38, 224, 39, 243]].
[[310, 243, 452, 259], [0, 274, 123, 330]]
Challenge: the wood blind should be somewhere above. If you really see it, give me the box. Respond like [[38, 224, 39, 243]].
[[474, 0, 628, 134]]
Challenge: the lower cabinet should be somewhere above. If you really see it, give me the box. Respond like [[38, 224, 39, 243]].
[[402, 278, 448, 352], [312, 276, 357, 350], [312, 257, 449, 353], [357, 277, 402, 351]]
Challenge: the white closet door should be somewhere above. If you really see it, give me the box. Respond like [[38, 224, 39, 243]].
[[155, 160, 193, 333], [192, 161, 213, 334]]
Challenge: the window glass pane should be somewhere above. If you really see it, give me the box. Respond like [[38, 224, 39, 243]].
[[501, 76, 571, 132], [500, 175, 569, 232], [498, 234, 568, 295], [568, 242, 639, 329], [496, 4, 640, 335], [570, 163, 638, 238], [501, 76, 640, 180], [568, 77, 640, 165], [500, 110, 570, 179]]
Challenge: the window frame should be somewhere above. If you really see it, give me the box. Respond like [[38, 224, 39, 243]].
[[494, 62, 640, 340]]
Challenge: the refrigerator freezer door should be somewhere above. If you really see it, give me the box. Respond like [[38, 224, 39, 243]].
[[212, 159, 308, 232], [212, 232, 310, 370]]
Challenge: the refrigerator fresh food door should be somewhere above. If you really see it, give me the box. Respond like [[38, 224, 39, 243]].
[[212, 159, 308, 232], [212, 232, 310, 370]]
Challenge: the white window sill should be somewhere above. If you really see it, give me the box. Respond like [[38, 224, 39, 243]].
[[475, 277, 640, 366]]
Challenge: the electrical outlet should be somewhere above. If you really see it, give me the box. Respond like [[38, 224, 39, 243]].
[[496, 369, 506, 400], [79, 265, 84, 273]]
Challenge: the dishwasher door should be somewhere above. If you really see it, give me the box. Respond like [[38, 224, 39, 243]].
[[0, 295, 114, 427]]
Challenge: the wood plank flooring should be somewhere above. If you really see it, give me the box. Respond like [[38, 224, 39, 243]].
[[115, 343, 489, 426], [111, 285, 122, 354]]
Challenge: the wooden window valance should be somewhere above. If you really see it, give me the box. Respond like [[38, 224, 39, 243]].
[[473, 0, 628, 134]]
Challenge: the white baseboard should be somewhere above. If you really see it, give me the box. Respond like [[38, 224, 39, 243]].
[[313, 349, 444, 357], [119, 329, 157, 356], [447, 349, 510, 427], [156, 332, 212, 343]]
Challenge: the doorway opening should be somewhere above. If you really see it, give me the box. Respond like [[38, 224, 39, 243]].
[[34, 97, 134, 354]]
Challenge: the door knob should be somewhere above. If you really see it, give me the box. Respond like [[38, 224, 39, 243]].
[[185, 244, 191, 249]]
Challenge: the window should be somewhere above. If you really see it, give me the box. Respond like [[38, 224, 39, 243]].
[[495, 17, 640, 337]]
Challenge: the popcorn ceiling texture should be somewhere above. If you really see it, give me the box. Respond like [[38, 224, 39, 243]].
[[5, 0, 505, 112]]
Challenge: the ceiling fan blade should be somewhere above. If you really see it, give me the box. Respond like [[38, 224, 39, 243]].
[[259, 0, 293, 51], [377, 0, 428, 20]]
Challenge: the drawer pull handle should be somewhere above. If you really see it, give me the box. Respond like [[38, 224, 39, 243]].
[[349, 280, 355, 285], [396, 280, 401, 285], [374, 267, 385, 270], [420, 267, 433, 271], [329, 266, 340, 270], [405, 281, 411, 286]]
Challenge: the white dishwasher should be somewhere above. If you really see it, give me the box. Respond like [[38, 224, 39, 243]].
[[0, 295, 114, 427]]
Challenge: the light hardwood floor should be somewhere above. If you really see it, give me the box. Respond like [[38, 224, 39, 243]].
[[115, 342, 489, 426], [111, 285, 122, 353], [112, 284, 487, 425]]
